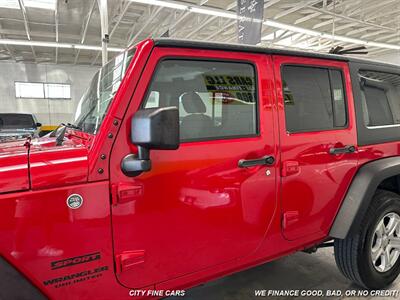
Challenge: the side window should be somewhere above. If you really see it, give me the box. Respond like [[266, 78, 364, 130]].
[[359, 70, 400, 127], [143, 59, 258, 141], [282, 65, 347, 133], [146, 91, 160, 108]]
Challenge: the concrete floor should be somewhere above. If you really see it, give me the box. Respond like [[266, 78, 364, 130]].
[[176, 248, 400, 300]]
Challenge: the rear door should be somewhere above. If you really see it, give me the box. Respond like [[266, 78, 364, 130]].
[[273, 55, 359, 240], [110, 47, 277, 288]]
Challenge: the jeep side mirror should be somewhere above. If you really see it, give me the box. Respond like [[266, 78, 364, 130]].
[[121, 106, 180, 177], [36, 122, 42, 127]]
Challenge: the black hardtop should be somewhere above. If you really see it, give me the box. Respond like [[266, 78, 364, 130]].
[[153, 38, 399, 69]]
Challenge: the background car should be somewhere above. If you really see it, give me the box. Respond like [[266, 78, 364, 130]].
[[0, 113, 41, 142]]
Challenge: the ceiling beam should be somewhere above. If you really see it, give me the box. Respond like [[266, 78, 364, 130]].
[[265, 0, 283, 9], [361, 29, 392, 39], [74, 0, 97, 65], [310, 6, 395, 32], [348, 0, 397, 17], [127, 6, 163, 46], [90, 1, 133, 65], [183, 1, 236, 39], [98, 0, 109, 65], [109, 2, 133, 38], [294, 12, 320, 24], [81, 0, 97, 44], [0, 39, 123, 51], [120, 0, 400, 52], [17, 0, 31, 40], [17, 0, 36, 61], [368, 48, 393, 56], [0, 22, 16, 61], [168, 11, 193, 37], [273, 0, 321, 20], [55, 0, 59, 63], [185, 15, 217, 39], [0, 28, 127, 45], [292, 0, 352, 28], [205, 19, 235, 41]]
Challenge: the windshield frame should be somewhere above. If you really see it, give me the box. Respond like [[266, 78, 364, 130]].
[[73, 48, 136, 135]]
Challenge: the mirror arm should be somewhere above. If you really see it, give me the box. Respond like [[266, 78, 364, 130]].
[[138, 146, 150, 160], [121, 146, 151, 177]]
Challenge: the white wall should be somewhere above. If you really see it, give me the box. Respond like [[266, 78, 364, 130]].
[[0, 61, 98, 125]]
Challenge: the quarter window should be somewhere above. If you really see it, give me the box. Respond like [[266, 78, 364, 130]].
[[282, 65, 347, 133], [143, 59, 258, 141], [359, 70, 400, 127]]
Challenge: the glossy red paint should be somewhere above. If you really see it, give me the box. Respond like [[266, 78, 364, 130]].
[[109, 47, 278, 289], [87, 39, 153, 183], [0, 139, 29, 193], [0, 40, 156, 300], [0, 38, 398, 299], [272, 55, 359, 240], [29, 135, 90, 190], [0, 182, 134, 300]]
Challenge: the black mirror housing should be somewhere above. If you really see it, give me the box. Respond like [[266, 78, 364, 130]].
[[36, 122, 42, 127], [131, 106, 179, 150], [122, 106, 180, 177]]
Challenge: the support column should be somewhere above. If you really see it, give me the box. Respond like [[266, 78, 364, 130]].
[[98, 0, 109, 65]]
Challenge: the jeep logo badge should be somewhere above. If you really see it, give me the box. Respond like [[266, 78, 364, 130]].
[[67, 194, 83, 209]]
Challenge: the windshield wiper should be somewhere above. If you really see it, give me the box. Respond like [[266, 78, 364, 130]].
[[50, 123, 82, 146], [65, 122, 82, 130]]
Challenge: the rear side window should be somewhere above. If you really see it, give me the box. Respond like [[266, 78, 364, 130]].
[[359, 70, 400, 127], [143, 59, 258, 141], [282, 65, 347, 133]]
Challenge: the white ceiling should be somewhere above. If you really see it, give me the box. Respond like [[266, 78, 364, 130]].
[[0, 0, 398, 65]]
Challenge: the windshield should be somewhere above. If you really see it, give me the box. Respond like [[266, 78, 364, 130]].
[[0, 114, 36, 130], [74, 48, 135, 134]]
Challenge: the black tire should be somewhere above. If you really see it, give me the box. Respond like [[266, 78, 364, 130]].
[[334, 189, 400, 289]]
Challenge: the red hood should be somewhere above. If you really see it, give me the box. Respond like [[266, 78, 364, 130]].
[[0, 139, 28, 155], [0, 139, 29, 193], [0, 132, 91, 194]]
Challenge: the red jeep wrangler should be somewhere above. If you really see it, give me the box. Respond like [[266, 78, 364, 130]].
[[1, 39, 400, 299]]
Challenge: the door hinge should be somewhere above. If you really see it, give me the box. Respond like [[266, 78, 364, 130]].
[[115, 250, 145, 274]]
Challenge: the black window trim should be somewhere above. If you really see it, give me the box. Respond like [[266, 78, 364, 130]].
[[280, 63, 349, 134], [359, 69, 400, 129], [140, 56, 261, 143], [350, 61, 400, 146]]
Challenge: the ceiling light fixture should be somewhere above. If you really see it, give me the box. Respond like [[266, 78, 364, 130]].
[[0, 0, 57, 10], [0, 39, 124, 52], [129, 0, 186, 10], [189, 6, 237, 19], [0, 0, 397, 53], [0, 0, 19, 9], [23, 0, 57, 10]]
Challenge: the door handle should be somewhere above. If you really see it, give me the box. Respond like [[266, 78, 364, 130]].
[[238, 156, 275, 168], [329, 145, 356, 155]]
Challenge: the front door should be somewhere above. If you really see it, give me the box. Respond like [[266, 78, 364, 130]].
[[110, 48, 277, 288], [273, 55, 359, 241]]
